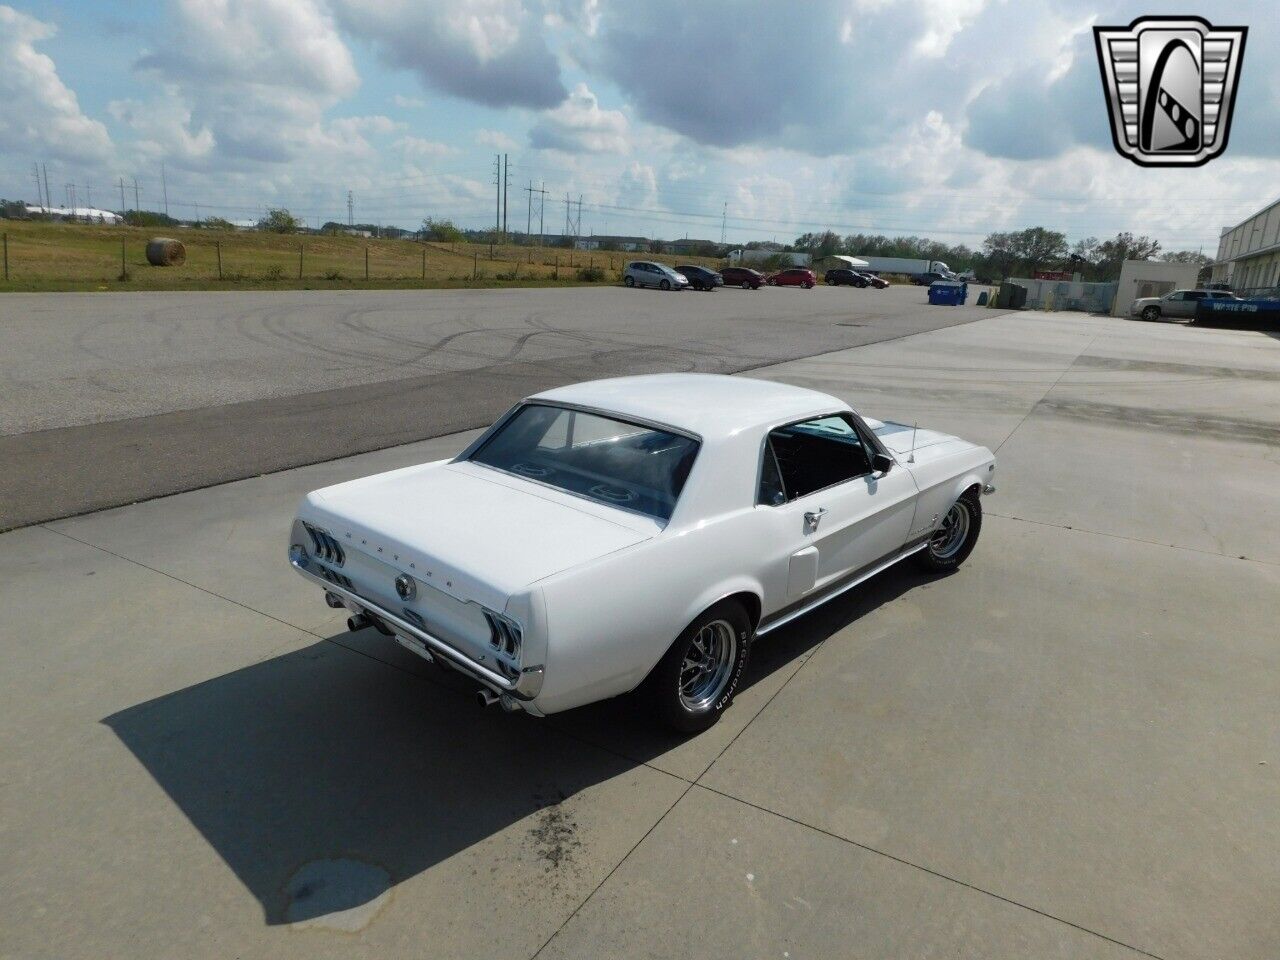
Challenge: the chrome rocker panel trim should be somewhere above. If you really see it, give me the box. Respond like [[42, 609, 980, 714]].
[[291, 559, 545, 699], [757, 541, 928, 636]]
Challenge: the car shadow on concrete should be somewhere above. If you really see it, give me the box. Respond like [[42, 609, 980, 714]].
[[102, 562, 937, 927], [550, 563, 936, 766]]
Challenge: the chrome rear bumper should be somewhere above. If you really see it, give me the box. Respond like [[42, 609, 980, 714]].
[[290, 558, 545, 700]]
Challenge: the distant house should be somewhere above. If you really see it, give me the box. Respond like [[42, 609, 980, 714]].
[[575, 235, 648, 252], [668, 238, 722, 256], [813, 254, 870, 272]]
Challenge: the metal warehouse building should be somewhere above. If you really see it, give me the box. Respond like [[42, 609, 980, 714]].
[[1211, 196, 1280, 294]]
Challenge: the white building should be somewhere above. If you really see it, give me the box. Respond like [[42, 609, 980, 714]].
[[1110, 260, 1200, 316], [1211, 195, 1280, 293], [25, 205, 122, 224]]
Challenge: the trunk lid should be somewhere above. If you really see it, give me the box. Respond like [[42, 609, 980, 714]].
[[302, 460, 654, 612]]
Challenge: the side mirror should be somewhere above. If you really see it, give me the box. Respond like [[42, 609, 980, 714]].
[[871, 452, 893, 474]]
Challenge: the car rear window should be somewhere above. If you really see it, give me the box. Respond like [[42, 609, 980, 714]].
[[469, 403, 700, 522]]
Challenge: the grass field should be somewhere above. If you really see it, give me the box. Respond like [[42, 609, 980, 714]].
[[0, 220, 724, 292]]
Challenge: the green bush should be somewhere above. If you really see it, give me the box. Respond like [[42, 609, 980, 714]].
[[576, 265, 606, 282]]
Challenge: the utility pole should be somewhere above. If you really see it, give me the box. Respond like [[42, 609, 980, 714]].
[[347, 190, 353, 227], [502, 154, 510, 238], [33, 164, 43, 209], [133, 177, 140, 212], [85, 183, 92, 209], [577, 195, 583, 242], [161, 162, 169, 217], [118, 177, 126, 214], [720, 202, 727, 245], [41, 164, 50, 213], [538, 181, 547, 250], [525, 180, 533, 241], [493, 154, 501, 241]]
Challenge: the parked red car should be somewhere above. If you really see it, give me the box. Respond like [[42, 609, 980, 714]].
[[767, 268, 817, 288]]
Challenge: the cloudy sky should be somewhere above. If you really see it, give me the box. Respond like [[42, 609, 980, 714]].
[[1, 0, 1275, 251]]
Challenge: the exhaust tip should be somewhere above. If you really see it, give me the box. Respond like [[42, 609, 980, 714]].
[[347, 614, 370, 632], [476, 688, 500, 708]]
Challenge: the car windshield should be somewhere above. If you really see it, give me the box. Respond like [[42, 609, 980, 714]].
[[468, 403, 700, 522]]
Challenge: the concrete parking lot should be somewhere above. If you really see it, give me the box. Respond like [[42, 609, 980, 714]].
[[0, 283, 998, 528], [2, 308, 1278, 959]]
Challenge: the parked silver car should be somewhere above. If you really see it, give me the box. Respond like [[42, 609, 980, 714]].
[[1130, 289, 1239, 321], [623, 261, 690, 291]]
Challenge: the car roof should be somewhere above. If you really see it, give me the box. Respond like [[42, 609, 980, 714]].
[[528, 373, 845, 439]]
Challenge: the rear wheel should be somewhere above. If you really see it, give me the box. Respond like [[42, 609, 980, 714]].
[[915, 490, 982, 572], [624, 275, 635, 287], [1141, 305, 1160, 321], [645, 600, 752, 733]]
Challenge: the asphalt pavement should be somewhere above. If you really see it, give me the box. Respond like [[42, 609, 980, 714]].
[[0, 284, 1000, 528]]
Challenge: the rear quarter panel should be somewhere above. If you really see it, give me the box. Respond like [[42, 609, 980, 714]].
[[532, 508, 768, 714]]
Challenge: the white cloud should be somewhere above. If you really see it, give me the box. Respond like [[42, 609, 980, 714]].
[[332, 0, 565, 109], [393, 94, 426, 109], [133, 0, 359, 165], [529, 83, 628, 154], [395, 135, 457, 159], [618, 161, 657, 207], [476, 128, 519, 151], [0, 5, 112, 163]]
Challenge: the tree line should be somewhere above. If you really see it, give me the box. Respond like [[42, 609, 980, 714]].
[[791, 227, 1209, 282]]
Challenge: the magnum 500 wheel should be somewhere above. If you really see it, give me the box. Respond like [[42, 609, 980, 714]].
[[645, 600, 751, 733], [915, 489, 982, 572]]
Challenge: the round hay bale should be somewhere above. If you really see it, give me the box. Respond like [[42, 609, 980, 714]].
[[145, 237, 186, 267]]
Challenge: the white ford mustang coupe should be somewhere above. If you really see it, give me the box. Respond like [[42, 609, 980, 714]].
[[289, 374, 996, 732]]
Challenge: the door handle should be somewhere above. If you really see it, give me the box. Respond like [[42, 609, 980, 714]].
[[804, 507, 827, 531]]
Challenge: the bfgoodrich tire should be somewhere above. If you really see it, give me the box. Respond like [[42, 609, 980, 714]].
[[645, 600, 752, 734], [915, 489, 982, 572]]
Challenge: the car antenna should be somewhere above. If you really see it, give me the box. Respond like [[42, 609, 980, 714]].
[[908, 422, 917, 463]]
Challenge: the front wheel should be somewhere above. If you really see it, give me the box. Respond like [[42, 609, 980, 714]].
[[916, 490, 982, 572], [645, 600, 751, 733], [660, 279, 671, 291], [803, 281, 813, 289], [1140, 305, 1160, 321], [741, 281, 752, 290]]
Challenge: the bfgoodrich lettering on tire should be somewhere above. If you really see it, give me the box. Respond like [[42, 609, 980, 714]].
[[645, 599, 751, 733]]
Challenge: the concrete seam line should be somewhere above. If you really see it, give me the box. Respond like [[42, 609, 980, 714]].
[[994, 330, 1101, 454], [529, 781, 697, 960], [692, 783, 1168, 960], [988, 511, 1280, 567], [533, 599, 841, 956]]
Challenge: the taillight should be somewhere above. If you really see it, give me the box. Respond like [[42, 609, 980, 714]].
[[483, 611, 523, 660]]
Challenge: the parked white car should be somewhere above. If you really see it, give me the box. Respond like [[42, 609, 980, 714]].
[[623, 261, 689, 290], [1130, 288, 1239, 321], [289, 375, 996, 732]]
